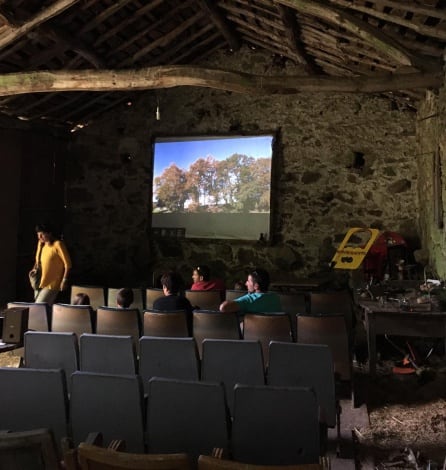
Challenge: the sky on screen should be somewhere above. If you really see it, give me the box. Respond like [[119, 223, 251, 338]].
[[153, 135, 273, 177]]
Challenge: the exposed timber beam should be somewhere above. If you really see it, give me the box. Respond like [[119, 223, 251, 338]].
[[33, 26, 105, 69], [199, 0, 241, 51], [0, 0, 79, 51], [276, 4, 316, 70], [276, 0, 433, 70], [0, 66, 441, 96], [328, 0, 446, 39]]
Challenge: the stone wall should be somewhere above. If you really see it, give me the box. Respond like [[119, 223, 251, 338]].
[[416, 76, 446, 278], [65, 47, 419, 288]]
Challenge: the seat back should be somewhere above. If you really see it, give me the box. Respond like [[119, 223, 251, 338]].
[[309, 291, 354, 335], [198, 455, 324, 470], [8, 301, 50, 332], [146, 377, 230, 462], [143, 310, 189, 337], [107, 287, 144, 311], [76, 443, 192, 470], [185, 290, 222, 310], [296, 315, 351, 381], [70, 285, 106, 311], [242, 314, 293, 367], [0, 368, 68, 455], [193, 311, 241, 359], [268, 342, 336, 428], [24, 331, 79, 393], [80, 334, 136, 375], [70, 371, 145, 452], [96, 306, 141, 349], [225, 290, 245, 302], [145, 288, 165, 309], [139, 336, 199, 394], [52, 304, 94, 338], [0, 428, 61, 470], [232, 384, 320, 465], [201, 339, 264, 415], [275, 292, 308, 339]]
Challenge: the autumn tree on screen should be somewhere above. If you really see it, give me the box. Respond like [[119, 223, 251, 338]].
[[153, 153, 271, 213]]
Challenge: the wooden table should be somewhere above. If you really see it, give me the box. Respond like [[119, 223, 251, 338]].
[[359, 300, 446, 376]]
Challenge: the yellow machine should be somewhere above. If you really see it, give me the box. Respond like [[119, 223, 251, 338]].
[[331, 227, 380, 270]]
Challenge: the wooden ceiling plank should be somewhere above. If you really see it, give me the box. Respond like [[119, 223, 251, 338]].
[[199, 0, 241, 50], [227, 0, 281, 19], [110, 0, 196, 58], [94, 0, 165, 48], [77, 0, 135, 35], [276, 4, 311, 66], [236, 27, 302, 62], [153, 23, 216, 64], [329, 0, 446, 23], [170, 33, 224, 64], [123, 11, 206, 66], [276, 0, 424, 68], [0, 0, 80, 51], [222, 2, 282, 30], [32, 25, 105, 69]]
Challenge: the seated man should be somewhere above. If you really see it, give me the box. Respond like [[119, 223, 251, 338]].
[[154, 271, 193, 333], [219, 268, 282, 314], [116, 287, 134, 308], [191, 265, 225, 299]]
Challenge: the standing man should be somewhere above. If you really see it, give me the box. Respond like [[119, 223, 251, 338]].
[[219, 268, 281, 314]]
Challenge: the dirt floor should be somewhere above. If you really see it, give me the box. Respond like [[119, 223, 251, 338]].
[[353, 348, 446, 469]]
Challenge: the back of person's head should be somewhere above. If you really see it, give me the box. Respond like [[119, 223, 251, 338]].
[[234, 280, 246, 291], [194, 265, 210, 281], [73, 293, 90, 305], [161, 271, 184, 295], [117, 288, 134, 308], [250, 268, 270, 292]]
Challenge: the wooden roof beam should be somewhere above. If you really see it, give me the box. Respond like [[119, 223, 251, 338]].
[[31, 26, 105, 69], [276, 0, 437, 71], [198, 0, 241, 51], [276, 4, 318, 71], [0, 66, 441, 96], [0, 0, 79, 51], [329, 0, 446, 36]]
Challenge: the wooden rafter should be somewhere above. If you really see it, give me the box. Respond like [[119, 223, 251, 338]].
[[276, 0, 433, 70], [0, 0, 79, 51], [276, 4, 318, 70], [328, 0, 446, 38], [199, 0, 241, 51], [0, 66, 441, 96]]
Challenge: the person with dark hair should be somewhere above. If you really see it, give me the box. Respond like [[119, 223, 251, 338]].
[[30, 222, 72, 305], [116, 288, 134, 308], [191, 265, 225, 297], [219, 268, 281, 314], [73, 293, 90, 305], [153, 271, 193, 333]]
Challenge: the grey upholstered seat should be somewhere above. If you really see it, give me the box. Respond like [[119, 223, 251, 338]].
[[231, 384, 320, 465], [70, 371, 145, 452], [139, 336, 199, 393], [146, 377, 230, 462], [8, 301, 50, 332], [0, 368, 69, 455], [79, 333, 136, 375], [201, 339, 265, 415], [24, 331, 78, 393]]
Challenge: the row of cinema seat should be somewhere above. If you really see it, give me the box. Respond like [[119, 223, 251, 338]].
[[11, 303, 351, 379], [0, 428, 327, 470], [4, 337, 336, 465], [71, 285, 355, 333]]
